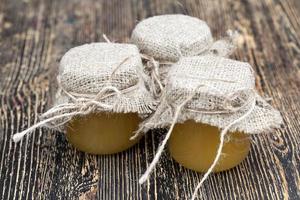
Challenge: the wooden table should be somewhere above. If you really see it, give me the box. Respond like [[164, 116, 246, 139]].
[[0, 0, 299, 199]]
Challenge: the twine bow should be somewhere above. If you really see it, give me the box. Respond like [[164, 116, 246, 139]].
[[12, 85, 127, 142], [140, 53, 170, 98]]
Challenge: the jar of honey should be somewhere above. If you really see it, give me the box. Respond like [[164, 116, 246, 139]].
[[56, 43, 155, 154], [168, 121, 251, 172], [12, 43, 156, 154], [137, 55, 282, 185], [66, 113, 141, 154]]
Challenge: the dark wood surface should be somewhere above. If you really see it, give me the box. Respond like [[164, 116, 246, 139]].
[[0, 0, 299, 199]]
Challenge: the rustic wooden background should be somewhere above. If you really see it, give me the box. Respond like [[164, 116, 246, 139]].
[[0, 0, 299, 199]]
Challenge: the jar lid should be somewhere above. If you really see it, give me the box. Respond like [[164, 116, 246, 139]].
[[140, 56, 282, 134], [131, 14, 213, 62], [57, 43, 156, 114]]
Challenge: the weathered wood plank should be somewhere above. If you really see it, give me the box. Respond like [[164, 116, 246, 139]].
[[0, 0, 299, 199]]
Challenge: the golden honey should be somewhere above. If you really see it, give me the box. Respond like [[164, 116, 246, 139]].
[[66, 113, 141, 154], [168, 120, 251, 172]]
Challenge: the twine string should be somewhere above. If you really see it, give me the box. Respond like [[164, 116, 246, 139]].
[[140, 54, 167, 98], [138, 86, 202, 184], [12, 111, 79, 142], [102, 34, 111, 43], [191, 97, 256, 200], [12, 85, 123, 143]]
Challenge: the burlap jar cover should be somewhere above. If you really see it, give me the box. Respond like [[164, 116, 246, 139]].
[[139, 56, 282, 133], [134, 55, 283, 199], [13, 43, 156, 142], [131, 14, 238, 97]]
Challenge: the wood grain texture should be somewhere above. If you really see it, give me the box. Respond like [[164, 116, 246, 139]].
[[0, 0, 299, 199]]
